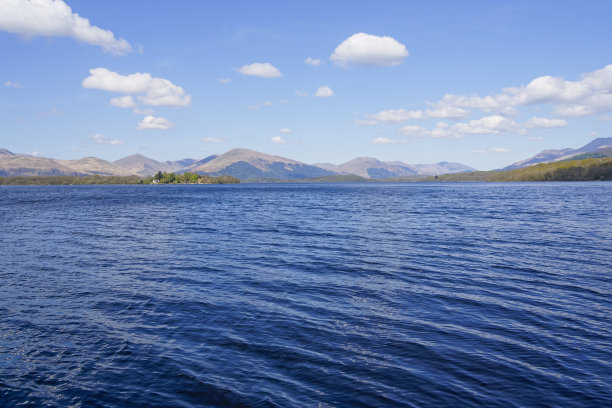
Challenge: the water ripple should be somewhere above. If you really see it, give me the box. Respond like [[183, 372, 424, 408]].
[[0, 183, 610, 407]]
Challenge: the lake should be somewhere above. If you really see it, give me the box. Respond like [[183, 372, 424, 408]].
[[1, 183, 610, 407]]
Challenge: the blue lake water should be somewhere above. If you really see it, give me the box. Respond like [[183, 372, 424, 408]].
[[1, 182, 611, 407]]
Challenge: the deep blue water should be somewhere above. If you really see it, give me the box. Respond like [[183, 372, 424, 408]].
[[0, 183, 610, 407]]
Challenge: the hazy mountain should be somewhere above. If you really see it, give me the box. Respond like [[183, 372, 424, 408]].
[[312, 163, 339, 172], [0, 148, 15, 156], [334, 157, 419, 179], [503, 137, 612, 170], [179, 155, 218, 173], [58, 157, 132, 176], [314, 159, 474, 177], [0, 155, 84, 177], [190, 148, 334, 179], [113, 154, 188, 176], [411, 162, 475, 175]]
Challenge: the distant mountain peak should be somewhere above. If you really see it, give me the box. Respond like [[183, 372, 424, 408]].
[[503, 136, 612, 170]]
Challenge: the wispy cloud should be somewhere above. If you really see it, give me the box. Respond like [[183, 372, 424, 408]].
[[91, 133, 124, 145], [305, 57, 323, 66], [4, 80, 22, 88], [202, 137, 226, 143]]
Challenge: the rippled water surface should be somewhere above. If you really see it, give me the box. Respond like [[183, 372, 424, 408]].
[[1, 183, 611, 407]]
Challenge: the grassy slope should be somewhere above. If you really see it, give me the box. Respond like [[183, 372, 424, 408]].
[[431, 157, 612, 182]]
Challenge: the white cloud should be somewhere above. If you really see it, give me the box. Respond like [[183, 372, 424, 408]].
[[109, 95, 136, 108], [435, 64, 612, 117], [270, 136, 286, 143], [0, 0, 132, 55], [526, 117, 567, 128], [529, 136, 544, 141], [218, 78, 232, 84], [424, 106, 471, 119], [202, 137, 225, 143], [473, 147, 510, 154], [91, 133, 124, 145], [452, 115, 518, 135], [305, 57, 323, 66], [82, 67, 191, 107], [294, 90, 308, 97], [369, 109, 424, 123], [133, 108, 154, 115], [4, 80, 22, 88], [489, 147, 511, 153], [38, 108, 63, 116], [330, 33, 409, 67], [136, 115, 173, 130], [552, 105, 594, 117], [315, 86, 334, 98], [365, 107, 469, 124], [279, 128, 292, 134], [372, 137, 403, 144], [354, 119, 378, 125], [236, 62, 281, 78], [399, 124, 429, 138], [247, 101, 273, 110], [362, 64, 612, 140]]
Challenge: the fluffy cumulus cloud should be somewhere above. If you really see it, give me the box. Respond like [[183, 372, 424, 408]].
[[304, 57, 323, 66], [330, 33, 409, 67], [91, 133, 124, 145], [236, 62, 281, 78], [362, 64, 612, 138], [0, 0, 132, 55], [109, 95, 136, 108], [433, 64, 612, 117], [270, 136, 286, 143], [452, 115, 518, 135], [279, 128, 292, 134], [137, 115, 173, 130], [82, 68, 191, 107], [315, 86, 334, 98]]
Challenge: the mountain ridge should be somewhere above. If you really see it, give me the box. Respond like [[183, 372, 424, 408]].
[[502, 137, 612, 170], [3, 138, 607, 179]]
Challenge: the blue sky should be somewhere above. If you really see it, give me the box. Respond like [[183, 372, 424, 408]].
[[1, 0, 611, 170]]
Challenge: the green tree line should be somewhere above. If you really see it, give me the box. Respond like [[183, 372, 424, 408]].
[[148, 171, 239, 184]]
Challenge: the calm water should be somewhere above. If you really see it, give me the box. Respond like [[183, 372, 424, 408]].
[[1, 183, 610, 407]]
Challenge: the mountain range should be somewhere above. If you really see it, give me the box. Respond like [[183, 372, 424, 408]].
[[1, 137, 610, 179], [502, 137, 612, 170]]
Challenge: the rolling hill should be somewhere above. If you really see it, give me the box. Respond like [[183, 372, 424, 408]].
[[190, 148, 334, 179]]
